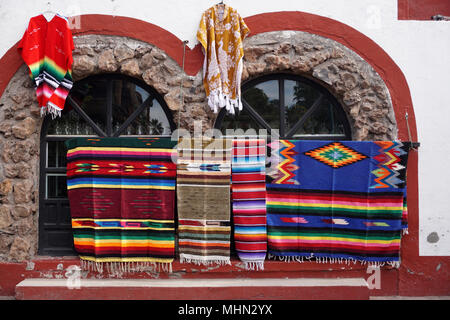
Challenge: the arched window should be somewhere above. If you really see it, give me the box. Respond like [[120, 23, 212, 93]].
[[38, 74, 175, 255], [214, 74, 351, 140]]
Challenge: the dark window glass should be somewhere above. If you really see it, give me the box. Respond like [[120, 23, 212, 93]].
[[285, 80, 321, 131], [46, 175, 67, 199], [47, 141, 68, 168], [70, 78, 108, 133], [243, 80, 280, 130], [221, 107, 264, 133], [126, 100, 172, 136]]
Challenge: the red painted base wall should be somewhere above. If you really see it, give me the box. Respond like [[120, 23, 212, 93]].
[[0, 257, 387, 298]]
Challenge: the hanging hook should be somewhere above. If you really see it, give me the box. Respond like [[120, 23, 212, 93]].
[[44, 1, 55, 15]]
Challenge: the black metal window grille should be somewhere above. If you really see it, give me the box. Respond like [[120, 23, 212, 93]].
[[214, 73, 351, 140]]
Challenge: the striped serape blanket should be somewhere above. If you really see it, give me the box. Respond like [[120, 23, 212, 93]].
[[267, 140, 410, 267], [66, 137, 177, 273], [177, 138, 232, 266], [231, 139, 267, 270]]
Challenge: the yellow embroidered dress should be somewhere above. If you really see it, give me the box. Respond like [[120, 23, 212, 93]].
[[197, 4, 250, 114]]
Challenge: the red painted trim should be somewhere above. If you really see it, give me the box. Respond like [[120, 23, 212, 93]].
[[73, 15, 204, 76], [0, 43, 23, 101], [1, 11, 447, 297], [398, 0, 450, 20], [398, 0, 409, 20]]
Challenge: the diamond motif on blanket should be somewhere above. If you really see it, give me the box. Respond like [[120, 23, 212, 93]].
[[304, 142, 367, 168]]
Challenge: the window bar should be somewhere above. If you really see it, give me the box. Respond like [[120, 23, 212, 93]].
[[113, 94, 155, 137], [241, 98, 273, 133], [279, 79, 285, 137], [106, 80, 113, 136], [285, 93, 324, 138], [67, 96, 107, 137], [45, 141, 49, 169]]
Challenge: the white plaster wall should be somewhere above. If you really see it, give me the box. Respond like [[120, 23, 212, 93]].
[[0, 0, 449, 255]]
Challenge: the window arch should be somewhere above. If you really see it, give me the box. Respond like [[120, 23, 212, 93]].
[[214, 74, 351, 140], [38, 74, 175, 255]]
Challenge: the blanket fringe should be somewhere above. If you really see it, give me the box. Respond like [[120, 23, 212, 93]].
[[267, 253, 312, 263], [79, 260, 173, 274], [207, 90, 243, 115], [179, 255, 231, 266], [40, 105, 62, 119], [268, 253, 401, 268], [242, 261, 265, 271]]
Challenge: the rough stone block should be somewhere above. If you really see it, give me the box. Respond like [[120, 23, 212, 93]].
[[9, 236, 30, 262], [0, 205, 13, 229], [12, 117, 36, 140]]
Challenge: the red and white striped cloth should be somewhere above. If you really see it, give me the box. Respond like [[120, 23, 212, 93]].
[[231, 139, 267, 270]]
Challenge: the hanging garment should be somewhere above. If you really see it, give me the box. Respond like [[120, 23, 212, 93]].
[[231, 139, 267, 270], [266, 140, 411, 267], [177, 138, 232, 266], [18, 14, 74, 118], [197, 4, 250, 114], [66, 137, 177, 273]]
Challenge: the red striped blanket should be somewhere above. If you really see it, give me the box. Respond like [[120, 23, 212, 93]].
[[232, 139, 267, 270]]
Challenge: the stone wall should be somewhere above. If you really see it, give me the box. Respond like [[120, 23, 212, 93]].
[[0, 65, 40, 262], [0, 31, 397, 262]]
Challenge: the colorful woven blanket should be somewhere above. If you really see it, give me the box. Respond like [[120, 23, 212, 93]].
[[66, 137, 177, 273], [177, 138, 232, 265], [18, 14, 74, 118], [267, 140, 410, 267], [231, 139, 267, 270]]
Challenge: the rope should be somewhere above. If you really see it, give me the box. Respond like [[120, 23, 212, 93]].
[[405, 111, 417, 151], [177, 40, 188, 142]]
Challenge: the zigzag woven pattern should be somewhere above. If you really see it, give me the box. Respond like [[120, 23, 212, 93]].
[[231, 139, 267, 270], [177, 138, 232, 266], [370, 141, 409, 230], [267, 140, 299, 185], [66, 137, 177, 272], [267, 140, 410, 266]]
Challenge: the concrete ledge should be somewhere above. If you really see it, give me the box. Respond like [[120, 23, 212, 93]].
[[16, 277, 369, 300], [17, 277, 368, 288]]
